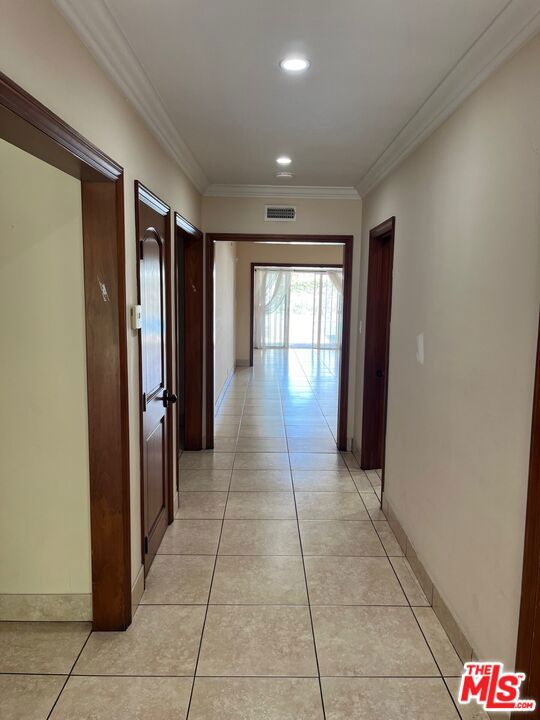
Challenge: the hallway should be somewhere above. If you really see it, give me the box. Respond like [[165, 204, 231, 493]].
[[2, 350, 482, 719]]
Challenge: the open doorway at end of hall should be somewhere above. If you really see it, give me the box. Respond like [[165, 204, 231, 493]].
[[249, 263, 344, 441], [205, 235, 353, 451]]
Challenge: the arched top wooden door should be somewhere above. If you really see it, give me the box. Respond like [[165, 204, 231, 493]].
[[135, 182, 174, 576]]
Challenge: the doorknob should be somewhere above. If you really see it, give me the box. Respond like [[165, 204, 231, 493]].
[[157, 389, 177, 407], [376, 369, 385, 378]]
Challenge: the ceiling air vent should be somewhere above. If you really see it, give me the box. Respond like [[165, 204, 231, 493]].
[[265, 205, 296, 222]]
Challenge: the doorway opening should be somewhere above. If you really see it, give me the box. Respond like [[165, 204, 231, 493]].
[[205, 234, 353, 450], [360, 217, 395, 491], [0, 72, 130, 630]]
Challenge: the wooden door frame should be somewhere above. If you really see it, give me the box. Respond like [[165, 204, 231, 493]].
[[249, 262, 344, 366], [135, 182, 174, 548], [514, 311, 540, 712], [0, 71, 131, 630], [360, 217, 395, 491], [175, 213, 204, 451], [206, 233, 353, 451]]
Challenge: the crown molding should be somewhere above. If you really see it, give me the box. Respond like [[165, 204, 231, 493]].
[[357, 0, 540, 196], [204, 184, 360, 200], [53, 0, 209, 193]]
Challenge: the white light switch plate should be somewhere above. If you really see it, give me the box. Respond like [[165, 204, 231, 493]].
[[416, 333, 424, 364]]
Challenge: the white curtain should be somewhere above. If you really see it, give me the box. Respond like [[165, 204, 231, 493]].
[[254, 269, 291, 348], [254, 267, 343, 350]]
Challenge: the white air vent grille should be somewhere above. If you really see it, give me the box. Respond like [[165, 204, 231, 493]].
[[265, 205, 296, 221]]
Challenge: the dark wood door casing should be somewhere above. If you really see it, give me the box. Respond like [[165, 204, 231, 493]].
[[205, 234, 353, 451], [135, 182, 173, 575], [0, 71, 131, 630], [176, 214, 204, 451], [514, 312, 540, 715], [361, 218, 395, 478]]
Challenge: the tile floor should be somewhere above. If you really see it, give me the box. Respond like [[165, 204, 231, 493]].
[[1, 350, 487, 719]]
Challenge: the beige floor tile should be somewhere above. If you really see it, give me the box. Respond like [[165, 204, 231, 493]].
[[305, 556, 407, 605], [158, 519, 222, 555], [211, 556, 307, 604], [444, 678, 490, 719], [293, 470, 357, 492], [300, 521, 385, 556], [178, 469, 231, 491], [141, 555, 214, 604], [350, 471, 373, 491], [230, 469, 292, 491], [219, 519, 301, 555], [49, 676, 192, 720], [233, 452, 290, 470], [240, 415, 284, 427], [214, 424, 240, 438], [322, 678, 460, 720], [312, 606, 438, 676], [213, 437, 238, 452], [73, 606, 205, 676], [413, 607, 463, 676], [0, 622, 90, 674], [287, 437, 338, 453], [290, 453, 346, 471], [177, 491, 228, 519], [235, 437, 288, 453], [189, 677, 324, 719], [373, 521, 404, 556], [296, 492, 369, 521], [198, 605, 317, 676], [285, 425, 335, 439], [359, 490, 381, 510], [389, 557, 430, 606], [238, 425, 286, 438], [340, 452, 361, 469], [0, 674, 65, 720], [179, 452, 234, 470], [225, 491, 296, 519]]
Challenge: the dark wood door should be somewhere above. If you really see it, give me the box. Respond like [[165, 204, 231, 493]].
[[136, 186, 173, 575], [361, 218, 395, 472]]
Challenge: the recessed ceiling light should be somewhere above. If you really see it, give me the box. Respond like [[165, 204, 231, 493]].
[[280, 56, 310, 73], [276, 156, 292, 166], [276, 171, 293, 179]]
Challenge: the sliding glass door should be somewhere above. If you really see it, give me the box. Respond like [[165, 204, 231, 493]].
[[254, 266, 343, 350]]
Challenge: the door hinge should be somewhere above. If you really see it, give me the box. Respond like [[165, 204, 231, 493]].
[[144, 536, 149, 554], [139, 240, 144, 260], [142, 392, 147, 412]]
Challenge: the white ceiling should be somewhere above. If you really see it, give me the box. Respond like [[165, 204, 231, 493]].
[[56, 0, 540, 193]]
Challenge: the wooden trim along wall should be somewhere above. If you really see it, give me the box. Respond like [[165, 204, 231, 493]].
[[360, 217, 395, 491], [0, 71, 131, 630], [176, 213, 204, 450], [206, 234, 353, 450], [249, 262, 344, 368], [514, 311, 540, 713]]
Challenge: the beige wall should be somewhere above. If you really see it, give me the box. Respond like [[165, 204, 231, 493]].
[[355, 34, 540, 665], [0, 0, 202, 589], [235, 243, 343, 363], [0, 139, 91, 596], [203, 196, 362, 443], [214, 241, 237, 401]]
